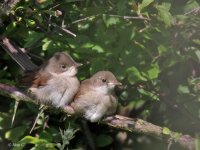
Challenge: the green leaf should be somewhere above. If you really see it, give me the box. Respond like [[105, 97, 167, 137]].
[[140, 0, 154, 11], [81, 42, 104, 52], [156, 3, 173, 27], [6, 22, 17, 33], [146, 64, 160, 80], [126, 67, 147, 84], [42, 38, 52, 51], [24, 31, 44, 48], [95, 134, 113, 147], [137, 88, 159, 101], [184, 0, 199, 14], [102, 15, 120, 28], [30, 143, 56, 150], [92, 45, 104, 53], [162, 127, 171, 135], [59, 126, 78, 146], [0, 113, 11, 130], [195, 138, 200, 150], [178, 85, 190, 94], [5, 125, 27, 142], [26, 19, 36, 27], [158, 44, 167, 55], [195, 50, 200, 62], [19, 136, 48, 144]]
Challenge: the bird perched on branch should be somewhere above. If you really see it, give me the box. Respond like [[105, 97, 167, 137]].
[[21, 52, 82, 108], [71, 71, 121, 122]]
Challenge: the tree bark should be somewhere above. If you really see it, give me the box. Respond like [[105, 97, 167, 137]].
[[0, 83, 196, 150], [0, 37, 37, 71]]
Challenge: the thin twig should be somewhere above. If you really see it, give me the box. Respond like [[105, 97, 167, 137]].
[[108, 14, 150, 20], [71, 15, 97, 24], [11, 100, 19, 128], [184, 6, 200, 15], [29, 105, 47, 134], [71, 13, 150, 25], [52, 23, 77, 37]]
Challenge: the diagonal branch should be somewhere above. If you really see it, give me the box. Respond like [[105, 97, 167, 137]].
[[0, 83, 195, 150], [0, 37, 38, 71]]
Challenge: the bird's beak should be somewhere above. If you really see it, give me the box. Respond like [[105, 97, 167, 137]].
[[74, 63, 83, 67], [109, 81, 122, 86]]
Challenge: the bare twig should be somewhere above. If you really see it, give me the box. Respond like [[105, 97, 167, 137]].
[[0, 83, 195, 150], [51, 23, 77, 37], [108, 14, 150, 20], [71, 14, 150, 25], [11, 100, 19, 127], [71, 15, 97, 24], [184, 6, 200, 15], [29, 105, 47, 134]]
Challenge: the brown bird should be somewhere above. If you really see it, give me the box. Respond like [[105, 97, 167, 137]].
[[21, 52, 82, 108], [71, 71, 121, 122]]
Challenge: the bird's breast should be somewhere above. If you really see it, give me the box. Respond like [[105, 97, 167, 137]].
[[30, 74, 80, 107], [49, 74, 80, 89]]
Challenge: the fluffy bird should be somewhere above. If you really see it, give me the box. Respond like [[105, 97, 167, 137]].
[[71, 71, 121, 122], [21, 52, 82, 108]]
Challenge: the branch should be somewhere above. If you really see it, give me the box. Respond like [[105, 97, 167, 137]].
[[71, 14, 150, 24], [51, 23, 77, 37], [0, 0, 21, 16], [0, 37, 38, 71], [184, 6, 200, 15], [107, 14, 150, 20], [0, 83, 195, 150]]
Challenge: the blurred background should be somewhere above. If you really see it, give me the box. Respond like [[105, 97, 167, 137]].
[[0, 0, 200, 149]]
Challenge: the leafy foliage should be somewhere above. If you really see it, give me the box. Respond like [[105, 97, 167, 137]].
[[0, 0, 200, 150]]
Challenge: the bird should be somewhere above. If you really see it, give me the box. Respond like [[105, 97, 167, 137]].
[[70, 71, 121, 122], [21, 52, 82, 108]]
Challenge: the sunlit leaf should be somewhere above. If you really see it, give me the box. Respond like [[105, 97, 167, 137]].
[[195, 138, 200, 150], [140, 0, 154, 11], [158, 44, 167, 55], [5, 22, 17, 33], [19, 136, 48, 144], [195, 50, 200, 62], [178, 85, 190, 94], [126, 67, 147, 84], [146, 64, 160, 80], [162, 127, 171, 135], [24, 31, 44, 48], [102, 15, 120, 28], [156, 3, 173, 26]]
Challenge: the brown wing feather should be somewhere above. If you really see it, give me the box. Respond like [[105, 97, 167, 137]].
[[21, 71, 52, 88], [20, 71, 37, 86]]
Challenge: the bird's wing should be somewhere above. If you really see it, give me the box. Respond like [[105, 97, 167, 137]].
[[21, 71, 52, 88]]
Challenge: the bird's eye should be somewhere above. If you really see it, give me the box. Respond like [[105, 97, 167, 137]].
[[102, 79, 107, 83], [60, 64, 67, 70]]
